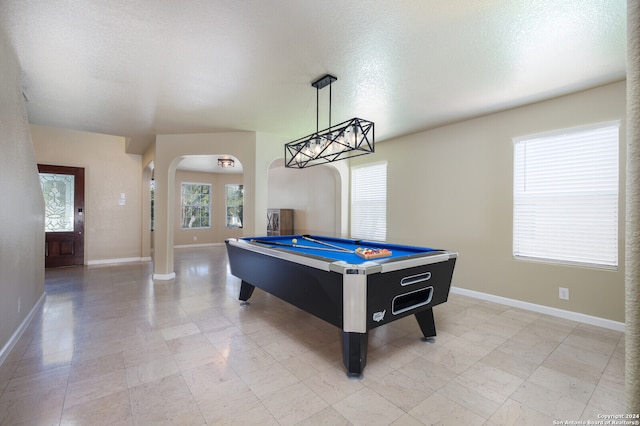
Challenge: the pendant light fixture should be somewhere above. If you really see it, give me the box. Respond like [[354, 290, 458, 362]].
[[285, 74, 374, 168]]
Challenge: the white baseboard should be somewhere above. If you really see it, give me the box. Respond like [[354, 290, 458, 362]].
[[0, 292, 46, 367], [87, 257, 151, 266], [153, 272, 176, 280], [174, 243, 223, 248], [450, 286, 625, 332], [149, 244, 223, 280]]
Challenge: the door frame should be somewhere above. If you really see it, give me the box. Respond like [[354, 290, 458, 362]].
[[38, 164, 85, 267]]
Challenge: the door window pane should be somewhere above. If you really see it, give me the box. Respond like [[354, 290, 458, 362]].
[[40, 173, 75, 232]]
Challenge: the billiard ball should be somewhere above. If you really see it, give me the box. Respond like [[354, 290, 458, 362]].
[[292, 238, 297, 244]]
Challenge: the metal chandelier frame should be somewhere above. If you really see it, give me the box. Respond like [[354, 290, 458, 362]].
[[285, 74, 375, 169]]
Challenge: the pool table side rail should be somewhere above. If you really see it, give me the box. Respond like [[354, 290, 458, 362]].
[[226, 237, 457, 275], [225, 241, 345, 328], [227, 238, 335, 272]]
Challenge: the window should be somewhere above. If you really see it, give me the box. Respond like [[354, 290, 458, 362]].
[[225, 184, 243, 228], [181, 183, 211, 229], [39, 173, 75, 232], [513, 122, 619, 268], [351, 162, 387, 241]]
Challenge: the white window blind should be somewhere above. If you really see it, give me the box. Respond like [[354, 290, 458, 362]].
[[513, 123, 619, 268], [351, 162, 387, 241]]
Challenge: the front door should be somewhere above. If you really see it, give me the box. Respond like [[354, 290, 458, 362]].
[[38, 164, 85, 267]]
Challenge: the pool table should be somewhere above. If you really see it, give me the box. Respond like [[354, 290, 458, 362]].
[[225, 234, 457, 378]]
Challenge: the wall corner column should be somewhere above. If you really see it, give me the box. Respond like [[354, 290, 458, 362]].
[[626, 0, 640, 413], [151, 149, 177, 280]]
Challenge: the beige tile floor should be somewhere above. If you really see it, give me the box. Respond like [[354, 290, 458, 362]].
[[0, 246, 626, 425]]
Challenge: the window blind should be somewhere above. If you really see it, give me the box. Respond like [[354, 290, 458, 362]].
[[351, 162, 387, 241], [513, 123, 619, 268]]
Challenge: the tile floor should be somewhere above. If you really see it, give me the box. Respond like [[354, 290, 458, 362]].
[[0, 246, 626, 425]]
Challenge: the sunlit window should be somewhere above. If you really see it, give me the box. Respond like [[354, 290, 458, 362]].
[[225, 184, 243, 228], [181, 183, 211, 229]]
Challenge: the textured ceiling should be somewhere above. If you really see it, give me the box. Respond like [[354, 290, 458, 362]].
[[1, 1, 627, 155]]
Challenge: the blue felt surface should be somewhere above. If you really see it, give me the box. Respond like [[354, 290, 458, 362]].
[[243, 234, 439, 264]]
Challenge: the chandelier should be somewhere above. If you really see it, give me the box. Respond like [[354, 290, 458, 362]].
[[285, 74, 374, 168]]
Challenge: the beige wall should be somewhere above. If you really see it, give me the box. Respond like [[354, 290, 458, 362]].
[[152, 132, 261, 276], [0, 36, 45, 358], [267, 161, 342, 236], [255, 132, 291, 233], [31, 125, 143, 263], [216, 173, 247, 241], [173, 170, 244, 246], [352, 81, 626, 322]]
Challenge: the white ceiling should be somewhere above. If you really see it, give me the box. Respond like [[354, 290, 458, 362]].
[[2, 1, 627, 156]]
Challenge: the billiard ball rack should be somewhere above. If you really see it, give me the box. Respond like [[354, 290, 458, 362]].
[[355, 247, 393, 259]]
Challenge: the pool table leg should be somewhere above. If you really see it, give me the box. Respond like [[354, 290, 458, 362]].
[[342, 331, 368, 378], [239, 281, 255, 301], [415, 307, 437, 343]]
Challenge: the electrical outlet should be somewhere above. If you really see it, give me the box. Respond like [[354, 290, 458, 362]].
[[559, 287, 569, 300], [18, 297, 22, 313]]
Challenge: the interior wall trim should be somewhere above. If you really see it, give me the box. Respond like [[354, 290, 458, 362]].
[[87, 257, 151, 266], [174, 243, 223, 248], [450, 286, 625, 333], [0, 292, 46, 367], [153, 272, 176, 281]]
